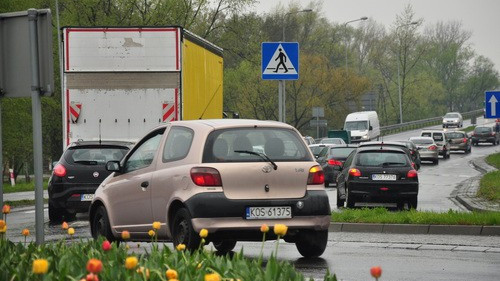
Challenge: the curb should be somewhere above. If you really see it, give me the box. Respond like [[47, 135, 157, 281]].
[[328, 223, 500, 236]]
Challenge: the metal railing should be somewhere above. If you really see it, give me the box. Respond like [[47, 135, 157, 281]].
[[380, 109, 484, 136]]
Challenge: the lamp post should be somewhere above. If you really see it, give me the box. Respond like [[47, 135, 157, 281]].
[[344, 17, 368, 75], [396, 21, 418, 124], [280, 9, 312, 123]]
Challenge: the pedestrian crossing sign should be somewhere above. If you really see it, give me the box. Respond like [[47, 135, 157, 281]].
[[262, 42, 299, 80]]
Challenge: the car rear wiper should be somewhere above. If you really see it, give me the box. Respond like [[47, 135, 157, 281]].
[[234, 150, 278, 170], [381, 162, 402, 166], [74, 160, 98, 165]]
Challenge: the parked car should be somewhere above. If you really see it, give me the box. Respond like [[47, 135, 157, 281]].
[[335, 146, 419, 209], [471, 126, 500, 145], [420, 130, 451, 159], [89, 119, 331, 258], [303, 136, 316, 145], [442, 112, 463, 128], [48, 141, 132, 222], [358, 141, 420, 170], [445, 131, 472, 153], [319, 138, 346, 145], [321, 145, 358, 187], [409, 137, 439, 165]]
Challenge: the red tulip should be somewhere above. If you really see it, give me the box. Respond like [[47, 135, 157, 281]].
[[370, 266, 382, 279], [86, 258, 103, 274], [102, 240, 111, 251], [86, 273, 99, 281]]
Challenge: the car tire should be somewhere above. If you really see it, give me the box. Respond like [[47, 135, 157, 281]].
[[346, 188, 355, 208], [408, 197, 418, 209], [171, 208, 200, 251], [336, 188, 345, 208], [396, 201, 405, 210], [433, 158, 439, 165], [295, 230, 328, 258], [324, 181, 329, 188], [90, 205, 115, 242], [48, 203, 65, 222], [212, 240, 237, 254]]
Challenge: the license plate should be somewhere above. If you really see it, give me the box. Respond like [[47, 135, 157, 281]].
[[479, 139, 486, 141], [81, 194, 94, 201], [372, 174, 396, 181], [246, 206, 292, 219]]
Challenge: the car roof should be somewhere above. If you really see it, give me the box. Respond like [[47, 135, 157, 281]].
[[308, 143, 337, 148], [168, 119, 294, 130], [421, 130, 445, 133], [356, 146, 407, 153], [358, 141, 406, 148], [328, 144, 358, 149], [409, 136, 434, 141], [69, 140, 134, 148]]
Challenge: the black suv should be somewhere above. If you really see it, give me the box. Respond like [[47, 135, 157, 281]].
[[336, 146, 419, 209], [48, 141, 132, 222]]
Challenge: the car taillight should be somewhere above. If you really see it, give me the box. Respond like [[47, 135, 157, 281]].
[[407, 170, 418, 178], [349, 168, 361, 177], [190, 167, 222, 186], [429, 145, 437, 150], [307, 165, 324, 185], [462, 138, 467, 143], [491, 132, 496, 136], [53, 164, 66, 177], [328, 159, 342, 166]]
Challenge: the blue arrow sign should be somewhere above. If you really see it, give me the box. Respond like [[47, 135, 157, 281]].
[[262, 42, 299, 80], [485, 91, 500, 118]]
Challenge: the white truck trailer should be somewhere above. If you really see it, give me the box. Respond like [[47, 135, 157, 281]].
[[62, 27, 223, 149]]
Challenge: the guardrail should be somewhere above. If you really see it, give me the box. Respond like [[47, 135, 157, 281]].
[[380, 109, 484, 136]]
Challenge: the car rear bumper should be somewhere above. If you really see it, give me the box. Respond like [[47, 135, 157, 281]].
[[184, 190, 331, 233], [49, 183, 98, 213], [348, 181, 418, 202], [419, 151, 439, 159], [450, 143, 468, 150], [471, 136, 495, 143]]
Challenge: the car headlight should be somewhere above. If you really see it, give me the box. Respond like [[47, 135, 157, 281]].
[[362, 135, 369, 139]]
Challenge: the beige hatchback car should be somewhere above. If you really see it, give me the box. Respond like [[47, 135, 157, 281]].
[[89, 119, 331, 257]]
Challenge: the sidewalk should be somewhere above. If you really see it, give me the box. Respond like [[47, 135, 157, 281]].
[[455, 156, 500, 212]]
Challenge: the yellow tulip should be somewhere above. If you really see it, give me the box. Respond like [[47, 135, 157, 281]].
[[273, 224, 288, 236], [32, 259, 49, 274], [148, 230, 155, 237], [166, 269, 178, 279], [260, 224, 269, 233], [0, 219, 5, 228], [121, 230, 130, 240], [22, 228, 30, 236], [199, 228, 208, 238], [68, 227, 75, 235], [61, 221, 69, 230], [176, 244, 186, 251], [0, 224, 7, 233], [125, 256, 138, 270], [152, 221, 161, 230], [204, 273, 221, 281]]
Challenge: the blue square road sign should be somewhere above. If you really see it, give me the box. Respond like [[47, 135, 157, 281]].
[[262, 42, 299, 80], [485, 91, 500, 119]]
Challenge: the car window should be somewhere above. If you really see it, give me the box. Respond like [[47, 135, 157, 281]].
[[433, 133, 444, 141], [411, 138, 434, 145], [321, 138, 345, 144], [203, 127, 312, 162], [162, 126, 194, 162], [66, 146, 129, 165], [474, 127, 491, 133], [421, 132, 431, 137], [343, 150, 356, 168], [309, 146, 326, 157], [356, 151, 408, 166], [124, 129, 164, 173], [444, 113, 460, 118], [329, 147, 357, 158], [446, 132, 465, 139], [345, 121, 368, 130]]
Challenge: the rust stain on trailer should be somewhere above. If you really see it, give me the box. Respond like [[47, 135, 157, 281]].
[[122, 38, 143, 48]]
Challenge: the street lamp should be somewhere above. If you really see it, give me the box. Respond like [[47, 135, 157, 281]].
[[279, 8, 312, 123], [344, 17, 368, 75], [396, 21, 418, 124]]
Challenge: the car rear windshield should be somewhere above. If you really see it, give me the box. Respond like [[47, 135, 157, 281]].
[[446, 132, 465, 139], [203, 127, 312, 162], [329, 147, 356, 158], [309, 146, 327, 157], [432, 134, 444, 141], [356, 151, 408, 167], [411, 139, 433, 145], [344, 121, 368, 131], [321, 138, 344, 144], [65, 146, 129, 165], [474, 127, 491, 133], [444, 113, 460, 118]]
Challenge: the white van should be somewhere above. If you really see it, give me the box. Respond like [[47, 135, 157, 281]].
[[343, 111, 380, 142]]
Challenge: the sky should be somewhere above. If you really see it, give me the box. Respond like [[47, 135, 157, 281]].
[[252, 0, 500, 73]]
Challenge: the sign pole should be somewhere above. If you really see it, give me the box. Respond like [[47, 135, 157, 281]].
[[316, 115, 319, 139], [28, 8, 45, 244], [278, 81, 283, 122], [283, 80, 286, 123], [0, 100, 3, 208]]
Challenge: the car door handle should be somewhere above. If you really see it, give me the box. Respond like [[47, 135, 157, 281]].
[[141, 181, 149, 188]]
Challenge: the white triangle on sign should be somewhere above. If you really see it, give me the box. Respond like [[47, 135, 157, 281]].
[[263, 44, 297, 75]]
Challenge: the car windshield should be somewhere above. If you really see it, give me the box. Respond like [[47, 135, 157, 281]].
[[444, 113, 460, 118], [203, 127, 312, 162], [446, 132, 465, 139], [67, 146, 129, 165], [329, 147, 356, 158], [356, 151, 408, 167], [474, 127, 491, 133], [411, 138, 434, 145], [321, 138, 344, 144], [344, 121, 368, 131], [433, 134, 444, 141]]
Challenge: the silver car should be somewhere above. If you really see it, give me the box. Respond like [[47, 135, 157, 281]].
[[89, 119, 330, 258], [409, 137, 439, 165], [442, 112, 463, 128]]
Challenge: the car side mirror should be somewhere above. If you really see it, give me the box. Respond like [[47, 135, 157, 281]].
[[369, 126, 373, 131], [106, 161, 121, 172]]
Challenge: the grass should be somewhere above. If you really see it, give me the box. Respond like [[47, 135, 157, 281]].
[[1, 180, 48, 193], [3, 199, 48, 208], [462, 125, 476, 133], [331, 207, 500, 225], [478, 152, 500, 203]]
